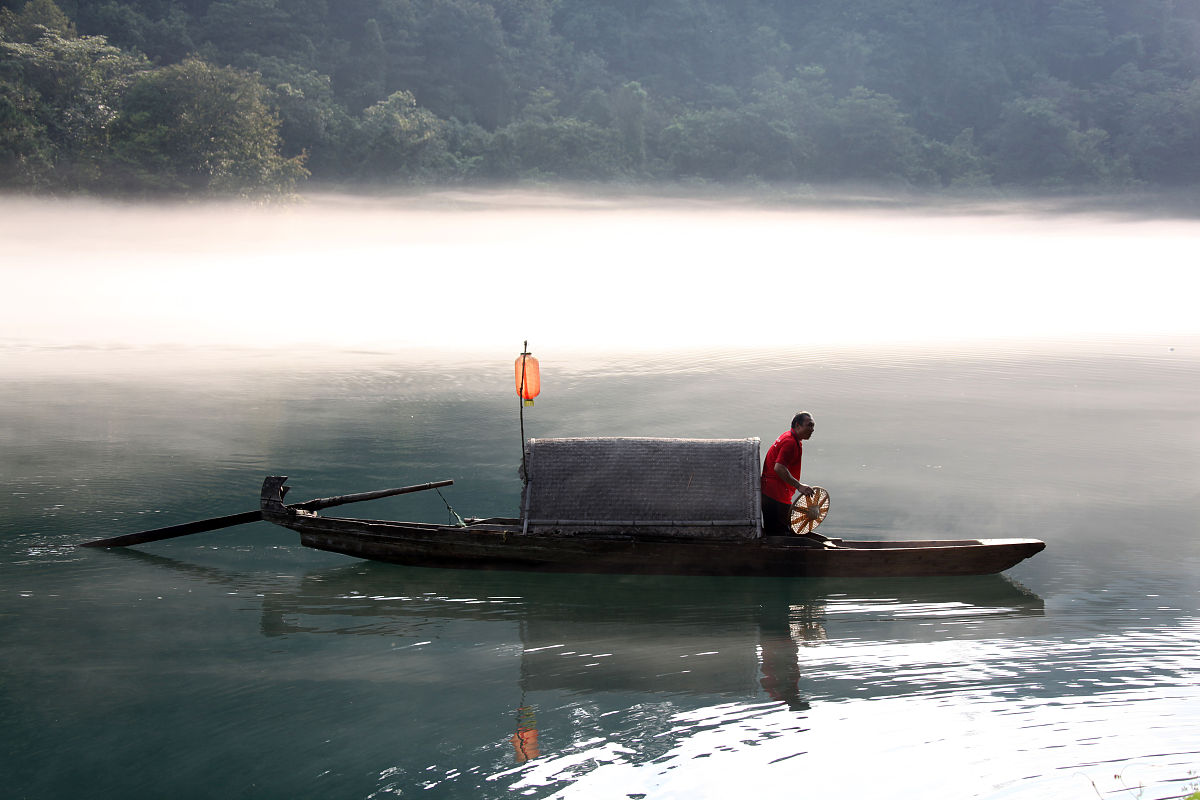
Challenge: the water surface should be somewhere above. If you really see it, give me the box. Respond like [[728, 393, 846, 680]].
[[2, 194, 1198, 799]]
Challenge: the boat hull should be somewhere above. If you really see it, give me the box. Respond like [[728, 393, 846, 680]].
[[269, 514, 1046, 578]]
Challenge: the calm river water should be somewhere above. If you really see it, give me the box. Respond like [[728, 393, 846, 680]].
[[2, 192, 1198, 799]]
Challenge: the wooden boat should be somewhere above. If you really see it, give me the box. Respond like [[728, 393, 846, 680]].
[[256, 437, 1045, 578], [84, 437, 1045, 577], [266, 508, 1045, 577]]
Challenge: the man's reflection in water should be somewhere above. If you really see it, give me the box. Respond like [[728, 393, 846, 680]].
[[758, 598, 825, 711], [506, 598, 826, 762]]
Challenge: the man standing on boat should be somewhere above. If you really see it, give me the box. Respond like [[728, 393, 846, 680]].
[[761, 412, 816, 535]]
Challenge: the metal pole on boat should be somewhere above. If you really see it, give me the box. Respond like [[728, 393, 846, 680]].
[[518, 341, 529, 484], [514, 341, 540, 485]]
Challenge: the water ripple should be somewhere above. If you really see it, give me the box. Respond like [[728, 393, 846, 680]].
[[497, 686, 1200, 800]]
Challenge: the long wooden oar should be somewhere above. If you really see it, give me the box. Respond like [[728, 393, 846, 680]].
[[80, 479, 454, 548], [80, 510, 264, 548], [290, 480, 454, 512]]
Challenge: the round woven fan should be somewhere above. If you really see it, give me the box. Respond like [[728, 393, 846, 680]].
[[790, 487, 830, 535]]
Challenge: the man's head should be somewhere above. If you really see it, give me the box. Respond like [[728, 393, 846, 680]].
[[791, 412, 815, 440]]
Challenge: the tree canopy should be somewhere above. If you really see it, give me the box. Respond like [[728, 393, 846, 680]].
[[2, 0, 1199, 195]]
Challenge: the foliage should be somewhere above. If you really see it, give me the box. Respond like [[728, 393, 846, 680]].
[[0, 28, 144, 188], [352, 89, 453, 181], [816, 87, 931, 183], [1, 3, 304, 195], [5, 0, 1200, 194], [110, 57, 307, 195], [662, 105, 801, 183], [0, 0, 75, 42], [988, 96, 1125, 187], [493, 113, 624, 180], [0, 76, 53, 185]]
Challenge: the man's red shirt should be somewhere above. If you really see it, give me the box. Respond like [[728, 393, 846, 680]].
[[761, 430, 803, 505]]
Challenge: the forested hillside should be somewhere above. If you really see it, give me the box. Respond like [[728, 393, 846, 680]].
[[3, 0, 1199, 195]]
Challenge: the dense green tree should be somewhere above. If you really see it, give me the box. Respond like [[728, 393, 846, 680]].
[[197, 0, 318, 67], [491, 113, 622, 180], [988, 95, 1125, 186], [0, 77, 54, 185], [0, 0, 75, 41], [816, 88, 931, 183], [1042, 0, 1111, 83], [1119, 79, 1200, 185], [927, 127, 991, 188], [610, 80, 647, 167], [73, 1, 194, 63], [661, 105, 801, 182], [352, 88, 452, 179], [250, 57, 365, 182], [417, 0, 513, 127], [743, 66, 831, 173], [491, 0, 566, 110], [342, 17, 387, 110], [111, 57, 307, 193], [0, 26, 145, 187]]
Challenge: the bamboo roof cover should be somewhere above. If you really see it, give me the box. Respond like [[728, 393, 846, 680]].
[[521, 437, 763, 539]]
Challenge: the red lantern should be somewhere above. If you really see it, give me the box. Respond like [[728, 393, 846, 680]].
[[515, 349, 540, 405]]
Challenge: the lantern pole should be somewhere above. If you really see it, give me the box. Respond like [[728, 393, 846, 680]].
[[519, 340, 529, 484]]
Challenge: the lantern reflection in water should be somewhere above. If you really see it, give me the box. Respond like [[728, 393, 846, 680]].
[[511, 705, 541, 764]]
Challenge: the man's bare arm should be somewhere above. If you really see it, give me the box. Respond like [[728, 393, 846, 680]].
[[774, 462, 814, 497]]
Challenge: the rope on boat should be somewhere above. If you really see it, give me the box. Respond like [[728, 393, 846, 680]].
[[436, 486, 466, 527]]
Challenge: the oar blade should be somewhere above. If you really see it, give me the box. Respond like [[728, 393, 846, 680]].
[[80, 510, 263, 548]]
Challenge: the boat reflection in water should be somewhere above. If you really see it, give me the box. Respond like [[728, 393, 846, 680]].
[[257, 563, 1043, 738], [115, 551, 1043, 764]]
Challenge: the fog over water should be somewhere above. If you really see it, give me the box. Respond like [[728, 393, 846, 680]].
[[2, 191, 1197, 363]]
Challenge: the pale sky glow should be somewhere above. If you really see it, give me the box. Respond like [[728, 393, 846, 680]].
[[2, 193, 1196, 359]]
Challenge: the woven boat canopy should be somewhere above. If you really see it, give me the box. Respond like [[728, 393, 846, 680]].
[[521, 437, 763, 539]]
